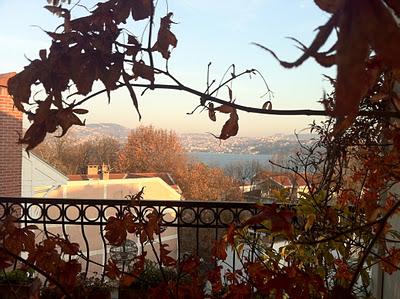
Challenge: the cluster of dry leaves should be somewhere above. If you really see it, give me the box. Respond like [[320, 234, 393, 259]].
[[6, 0, 400, 150], [0, 214, 81, 292], [7, 0, 177, 150]]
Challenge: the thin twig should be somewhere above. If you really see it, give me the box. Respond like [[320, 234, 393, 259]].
[[72, 82, 400, 118]]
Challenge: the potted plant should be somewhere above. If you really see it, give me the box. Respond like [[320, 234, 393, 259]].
[[41, 273, 113, 299], [78, 274, 113, 299], [119, 260, 177, 299], [0, 268, 40, 299]]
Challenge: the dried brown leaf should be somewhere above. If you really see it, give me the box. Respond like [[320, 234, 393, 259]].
[[39, 49, 47, 61], [218, 110, 239, 140], [227, 86, 232, 101], [99, 53, 124, 97], [44, 5, 68, 16], [262, 101, 272, 110], [72, 108, 89, 114], [131, 0, 154, 21], [152, 13, 178, 59], [19, 122, 47, 151], [208, 103, 216, 121], [126, 35, 141, 58], [314, 53, 336, 67], [34, 97, 52, 124], [70, 54, 96, 95], [56, 108, 85, 137], [365, 0, 400, 69], [8, 62, 43, 111], [123, 72, 141, 120], [333, 0, 369, 118], [215, 104, 235, 114], [288, 37, 336, 67], [133, 60, 155, 83], [253, 13, 337, 68], [314, 0, 344, 13], [384, 0, 400, 17]]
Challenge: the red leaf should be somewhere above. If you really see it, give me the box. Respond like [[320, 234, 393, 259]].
[[244, 204, 295, 237], [143, 210, 161, 241], [334, 259, 353, 280], [59, 260, 81, 289], [179, 256, 200, 275], [59, 240, 80, 255], [120, 253, 146, 286], [212, 239, 227, 260], [207, 265, 223, 294], [226, 224, 236, 246], [160, 243, 176, 266], [225, 283, 252, 299], [105, 259, 121, 280], [4, 226, 36, 255], [105, 216, 127, 246], [380, 248, 400, 274]]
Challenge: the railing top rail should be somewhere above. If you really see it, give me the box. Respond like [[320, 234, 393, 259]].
[[0, 196, 262, 209]]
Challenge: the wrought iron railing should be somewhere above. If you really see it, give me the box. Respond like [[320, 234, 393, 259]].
[[0, 197, 263, 277]]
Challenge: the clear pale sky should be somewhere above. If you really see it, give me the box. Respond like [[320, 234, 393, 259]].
[[0, 0, 335, 137]]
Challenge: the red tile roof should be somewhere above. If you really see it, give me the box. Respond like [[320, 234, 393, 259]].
[[67, 173, 127, 180], [267, 174, 307, 187], [126, 172, 176, 186], [67, 172, 176, 186]]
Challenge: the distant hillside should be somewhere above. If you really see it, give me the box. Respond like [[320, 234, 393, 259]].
[[69, 123, 315, 154], [70, 123, 131, 143]]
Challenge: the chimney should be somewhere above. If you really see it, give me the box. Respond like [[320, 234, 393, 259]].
[[0, 72, 22, 197], [87, 164, 99, 176], [87, 164, 110, 180], [100, 163, 110, 180]]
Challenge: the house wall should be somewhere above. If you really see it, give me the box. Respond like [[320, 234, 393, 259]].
[[39, 178, 181, 274], [22, 151, 68, 197], [0, 72, 22, 197], [380, 183, 400, 299]]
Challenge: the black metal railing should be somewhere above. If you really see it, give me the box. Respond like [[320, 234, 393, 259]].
[[0, 197, 263, 277]]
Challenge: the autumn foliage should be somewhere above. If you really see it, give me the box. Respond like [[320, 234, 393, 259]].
[[2, 0, 400, 298]]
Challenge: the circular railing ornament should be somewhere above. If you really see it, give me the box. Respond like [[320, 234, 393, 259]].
[[109, 239, 138, 268]]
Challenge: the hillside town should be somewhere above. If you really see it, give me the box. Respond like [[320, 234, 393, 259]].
[[70, 123, 315, 155]]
